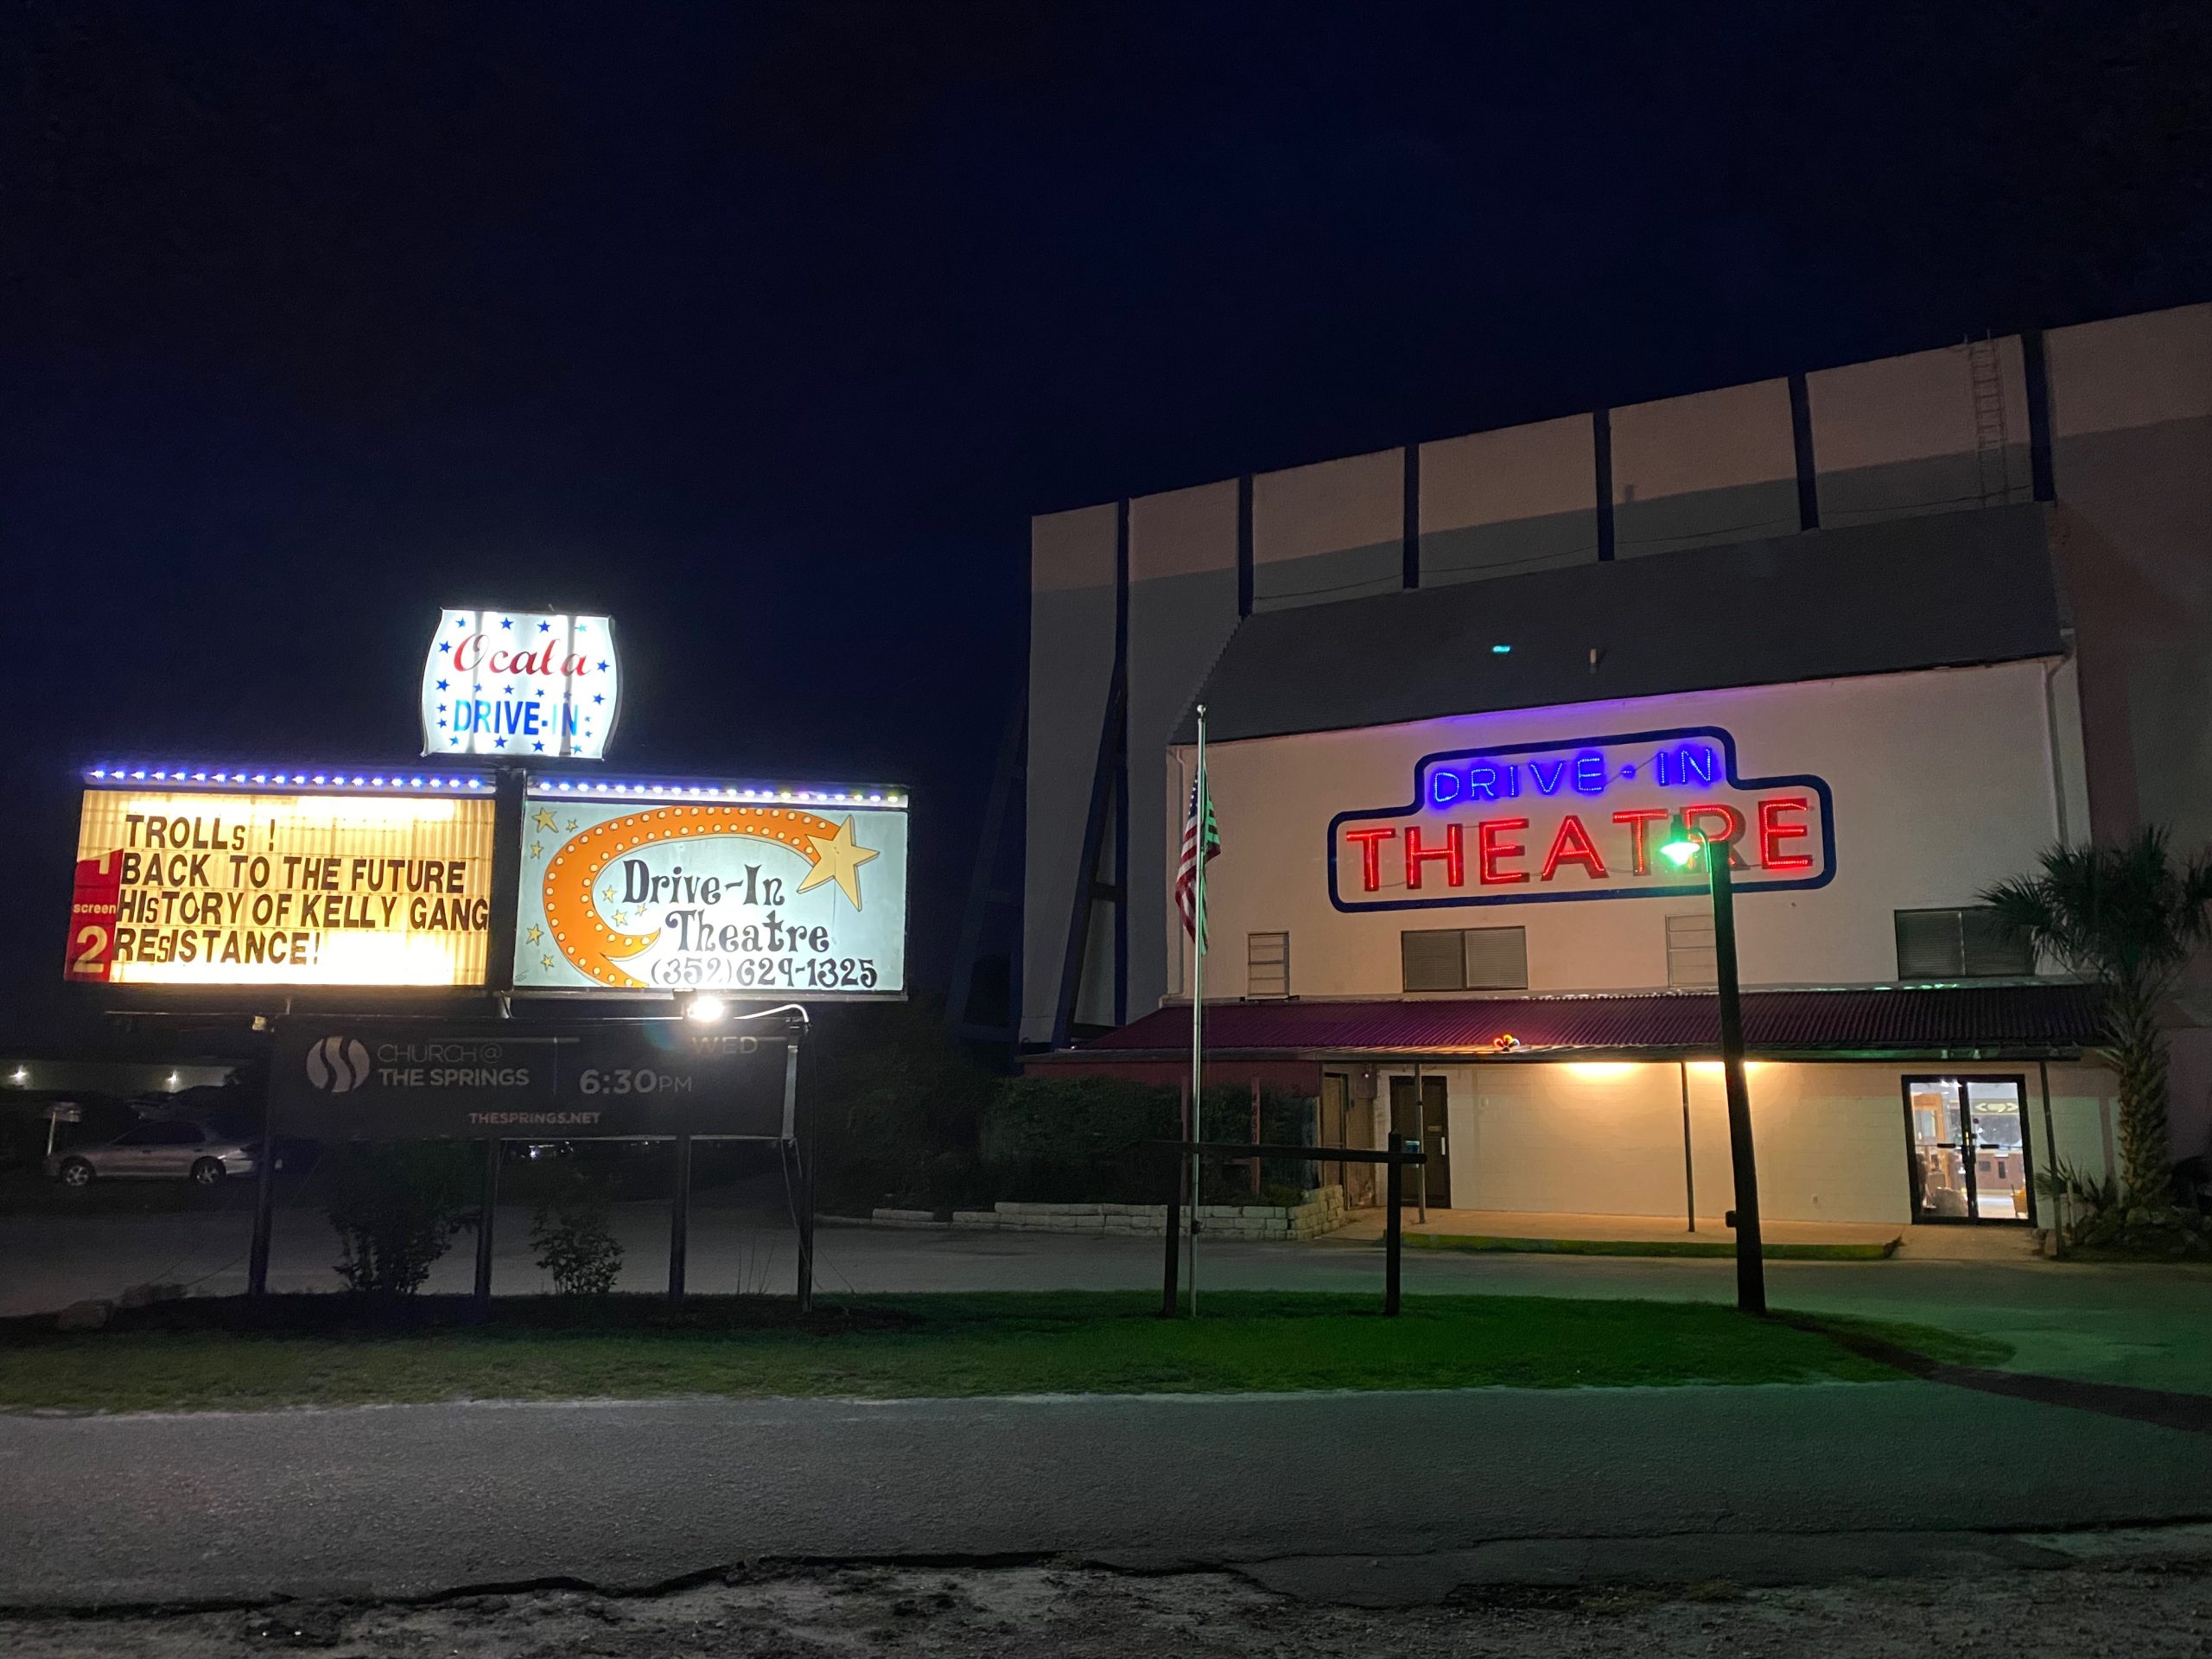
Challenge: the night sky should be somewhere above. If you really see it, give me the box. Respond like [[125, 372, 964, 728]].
[[3, 3, 2205, 1045]]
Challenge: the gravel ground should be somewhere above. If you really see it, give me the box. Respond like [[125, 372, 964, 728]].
[[6, 1554, 2211, 1658]]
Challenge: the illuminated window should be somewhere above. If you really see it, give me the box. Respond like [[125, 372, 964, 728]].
[[1246, 931, 1290, 999], [1666, 912, 1718, 988], [1895, 908, 2035, 980], [1402, 926, 1527, 993]]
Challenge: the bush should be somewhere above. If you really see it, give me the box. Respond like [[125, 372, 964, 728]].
[[2038, 1156, 2212, 1257], [321, 1141, 480, 1297], [982, 1077, 1180, 1203], [982, 1077, 1319, 1205], [808, 1001, 997, 1214], [529, 1163, 625, 1295]]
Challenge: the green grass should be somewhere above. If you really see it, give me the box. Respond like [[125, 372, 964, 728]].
[[1402, 1233, 1900, 1262], [0, 1291, 1998, 1414]]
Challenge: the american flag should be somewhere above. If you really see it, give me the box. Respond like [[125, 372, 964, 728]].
[[1174, 777, 1220, 941]]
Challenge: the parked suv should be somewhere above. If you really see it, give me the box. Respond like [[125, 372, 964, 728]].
[[47, 1119, 259, 1187]]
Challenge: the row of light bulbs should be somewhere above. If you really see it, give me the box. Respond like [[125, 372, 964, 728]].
[[85, 767, 906, 807]]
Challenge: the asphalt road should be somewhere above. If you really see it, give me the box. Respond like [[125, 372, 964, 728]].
[[6, 1380, 2212, 1608]]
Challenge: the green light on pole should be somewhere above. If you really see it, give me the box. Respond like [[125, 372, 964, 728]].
[[1658, 810, 1701, 870], [1661, 805, 1766, 1316]]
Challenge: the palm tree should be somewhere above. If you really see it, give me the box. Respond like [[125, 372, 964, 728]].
[[1981, 828, 2212, 1205]]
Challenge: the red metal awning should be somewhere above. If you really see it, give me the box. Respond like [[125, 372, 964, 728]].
[[1070, 982, 2101, 1059]]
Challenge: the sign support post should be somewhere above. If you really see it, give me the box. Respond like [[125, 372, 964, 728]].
[[474, 1138, 499, 1311], [247, 1079, 280, 1298], [669, 1135, 693, 1301]]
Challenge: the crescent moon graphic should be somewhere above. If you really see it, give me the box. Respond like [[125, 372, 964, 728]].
[[541, 805, 842, 988]]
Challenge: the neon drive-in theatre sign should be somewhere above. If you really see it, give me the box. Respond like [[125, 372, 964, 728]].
[[1328, 725, 1835, 912], [421, 609, 620, 760]]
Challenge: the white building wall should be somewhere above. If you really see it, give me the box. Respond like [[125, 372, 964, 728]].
[[1177, 658, 2086, 1001], [1341, 1058, 2118, 1228]]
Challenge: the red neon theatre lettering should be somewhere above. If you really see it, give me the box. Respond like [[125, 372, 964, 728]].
[[1330, 727, 1832, 909]]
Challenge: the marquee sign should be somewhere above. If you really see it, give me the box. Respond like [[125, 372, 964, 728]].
[[1328, 725, 1834, 912], [67, 789, 497, 985], [511, 794, 909, 998], [269, 1017, 793, 1139], [422, 608, 620, 760]]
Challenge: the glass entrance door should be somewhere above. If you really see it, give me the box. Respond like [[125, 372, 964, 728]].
[[1903, 1077, 2033, 1224]]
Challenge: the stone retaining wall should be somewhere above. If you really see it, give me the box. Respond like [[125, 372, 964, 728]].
[[871, 1185, 1348, 1241]]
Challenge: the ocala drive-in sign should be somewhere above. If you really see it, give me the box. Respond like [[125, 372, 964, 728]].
[[421, 608, 620, 760], [269, 1019, 792, 1140]]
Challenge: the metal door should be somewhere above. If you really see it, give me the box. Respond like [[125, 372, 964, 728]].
[[1389, 1077, 1450, 1208]]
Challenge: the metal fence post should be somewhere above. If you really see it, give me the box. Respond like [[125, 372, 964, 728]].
[[1162, 1142, 1185, 1317], [1385, 1147, 1404, 1316]]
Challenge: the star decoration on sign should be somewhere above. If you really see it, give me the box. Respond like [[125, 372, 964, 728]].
[[601, 885, 617, 903], [533, 741, 545, 752], [538, 620, 551, 632], [565, 818, 580, 832], [500, 618, 513, 630], [527, 925, 543, 944], [796, 817, 880, 910], [540, 955, 555, 970], [529, 842, 543, 859], [436, 679, 448, 690], [494, 737, 507, 749], [533, 808, 560, 831]]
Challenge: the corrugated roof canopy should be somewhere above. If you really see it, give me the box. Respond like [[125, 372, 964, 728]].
[[1175, 503, 2059, 744], [1076, 983, 2101, 1059]]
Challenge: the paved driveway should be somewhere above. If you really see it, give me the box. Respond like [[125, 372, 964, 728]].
[[7, 1203, 2209, 1389]]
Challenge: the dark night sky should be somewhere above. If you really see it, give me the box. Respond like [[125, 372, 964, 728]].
[[2, 3, 2206, 1044]]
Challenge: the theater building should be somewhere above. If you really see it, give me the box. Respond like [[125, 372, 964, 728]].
[[1018, 302, 2212, 1232]]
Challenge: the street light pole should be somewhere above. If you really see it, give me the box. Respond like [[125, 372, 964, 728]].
[[1705, 837, 1766, 1316], [1662, 816, 1765, 1317]]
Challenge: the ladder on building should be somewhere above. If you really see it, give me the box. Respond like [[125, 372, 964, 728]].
[[1967, 336, 2012, 506]]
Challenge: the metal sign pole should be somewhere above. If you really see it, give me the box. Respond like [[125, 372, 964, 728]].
[[1187, 705, 1208, 1318], [247, 1072, 280, 1298], [669, 1135, 693, 1301], [790, 1031, 814, 1314], [474, 1137, 499, 1311]]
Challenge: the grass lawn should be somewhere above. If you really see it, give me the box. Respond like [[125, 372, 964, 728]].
[[0, 1291, 2008, 1414]]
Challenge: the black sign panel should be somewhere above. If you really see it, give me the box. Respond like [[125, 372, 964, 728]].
[[270, 1019, 792, 1140]]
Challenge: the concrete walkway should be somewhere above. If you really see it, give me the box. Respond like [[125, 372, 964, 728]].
[[1329, 1206, 1906, 1250]]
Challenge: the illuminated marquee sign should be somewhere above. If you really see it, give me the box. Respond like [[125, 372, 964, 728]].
[[1328, 726, 1834, 912], [511, 789, 908, 998], [67, 789, 497, 985], [422, 608, 620, 760]]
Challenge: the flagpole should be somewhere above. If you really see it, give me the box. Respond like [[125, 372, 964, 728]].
[[1188, 702, 1207, 1318]]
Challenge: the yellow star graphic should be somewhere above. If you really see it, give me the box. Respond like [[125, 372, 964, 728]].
[[601, 886, 617, 904], [532, 807, 560, 833], [540, 954, 555, 970], [797, 816, 879, 910], [528, 842, 543, 859], [526, 925, 543, 945]]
